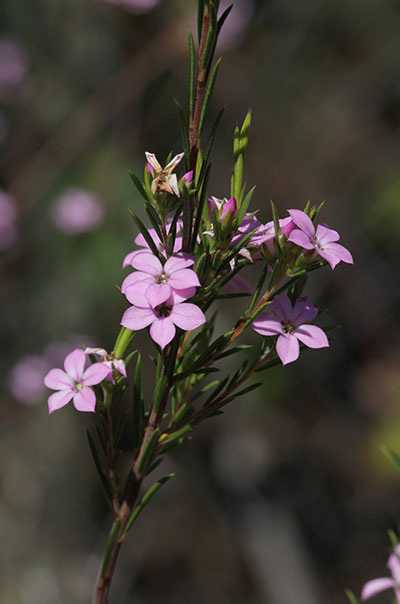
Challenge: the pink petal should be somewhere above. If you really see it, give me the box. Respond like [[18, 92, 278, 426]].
[[288, 209, 315, 238], [64, 349, 86, 380], [317, 247, 341, 269], [130, 252, 163, 276], [221, 197, 237, 218], [316, 224, 340, 244], [150, 317, 176, 349], [73, 387, 96, 412], [168, 268, 200, 290], [324, 242, 353, 265], [295, 324, 329, 349], [113, 359, 127, 378], [121, 306, 154, 330], [280, 217, 295, 238], [170, 303, 206, 331], [170, 287, 196, 303], [252, 314, 283, 336], [145, 283, 171, 307], [388, 550, 400, 583], [287, 229, 314, 250], [270, 294, 293, 322], [276, 334, 300, 365], [125, 280, 154, 307], [361, 578, 395, 601], [122, 249, 150, 268], [291, 296, 318, 325], [82, 362, 110, 386], [44, 368, 74, 391], [48, 389, 74, 414], [226, 274, 252, 294], [134, 229, 158, 248], [121, 272, 153, 294], [164, 253, 195, 273]]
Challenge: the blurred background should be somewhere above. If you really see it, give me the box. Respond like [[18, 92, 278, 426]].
[[1, 0, 400, 602]]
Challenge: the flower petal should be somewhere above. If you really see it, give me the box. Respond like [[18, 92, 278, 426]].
[[276, 334, 300, 365], [164, 254, 195, 273], [361, 578, 395, 601], [165, 173, 180, 197], [324, 242, 353, 265], [164, 152, 184, 174], [288, 209, 315, 238], [295, 324, 329, 349], [168, 268, 200, 290], [130, 252, 163, 276], [145, 283, 171, 307], [48, 389, 74, 414], [44, 368, 74, 391], [122, 249, 150, 268], [121, 272, 153, 294], [121, 306, 154, 330], [64, 349, 86, 380], [252, 314, 282, 336], [287, 229, 314, 250], [388, 550, 400, 583], [316, 224, 340, 244], [73, 387, 96, 412], [291, 296, 318, 325], [170, 303, 206, 331], [124, 279, 154, 307], [82, 362, 110, 386], [270, 293, 293, 322], [317, 247, 341, 269], [145, 152, 162, 174], [150, 317, 176, 349], [170, 287, 196, 303]]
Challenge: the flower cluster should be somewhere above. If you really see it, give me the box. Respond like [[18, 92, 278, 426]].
[[121, 251, 206, 349]]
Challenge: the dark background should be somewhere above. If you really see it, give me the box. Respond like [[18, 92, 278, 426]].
[[1, 0, 400, 602]]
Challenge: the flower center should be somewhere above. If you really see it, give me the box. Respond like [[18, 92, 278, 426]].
[[75, 381, 83, 392], [282, 321, 295, 335], [156, 272, 169, 285], [155, 302, 172, 318], [310, 235, 323, 250]]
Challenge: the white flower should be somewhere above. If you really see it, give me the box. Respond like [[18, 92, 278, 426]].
[[145, 151, 184, 198]]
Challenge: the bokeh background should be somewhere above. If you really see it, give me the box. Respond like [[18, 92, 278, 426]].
[[1, 0, 400, 602]]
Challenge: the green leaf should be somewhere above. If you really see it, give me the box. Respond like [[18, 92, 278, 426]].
[[137, 428, 160, 477], [214, 344, 252, 361], [217, 4, 233, 36], [171, 403, 194, 426], [129, 210, 162, 260], [114, 327, 134, 360], [345, 590, 360, 604], [198, 57, 222, 140], [122, 474, 174, 537], [188, 29, 196, 120], [382, 446, 400, 474], [203, 376, 229, 407], [132, 354, 145, 451], [174, 99, 190, 167], [100, 518, 121, 577], [128, 170, 151, 202], [249, 263, 270, 311], [266, 258, 281, 292], [270, 200, 280, 237], [192, 163, 210, 252], [236, 185, 256, 224], [85, 428, 112, 508], [388, 529, 399, 548], [162, 424, 192, 445]]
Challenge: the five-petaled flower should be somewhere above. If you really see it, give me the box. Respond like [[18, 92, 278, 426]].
[[251, 293, 329, 365], [122, 252, 200, 308], [44, 348, 110, 414], [123, 217, 183, 266], [145, 151, 184, 198], [361, 544, 400, 603], [287, 209, 353, 269], [121, 292, 206, 350]]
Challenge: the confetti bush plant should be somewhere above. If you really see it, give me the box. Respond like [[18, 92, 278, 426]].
[[43, 2, 354, 602]]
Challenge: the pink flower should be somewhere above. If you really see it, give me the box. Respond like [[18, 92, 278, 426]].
[[252, 293, 329, 365], [122, 252, 200, 307], [208, 196, 237, 222], [0, 38, 29, 101], [44, 349, 110, 414], [51, 188, 105, 234], [8, 355, 50, 406], [84, 347, 127, 381], [123, 218, 183, 266], [287, 209, 353, 269], [0, 190, 18, 250], [97, 0, 160, 13], [121, 293, 206, 350], [249, 216, 295, 249], [361, 545, 400, 603]]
